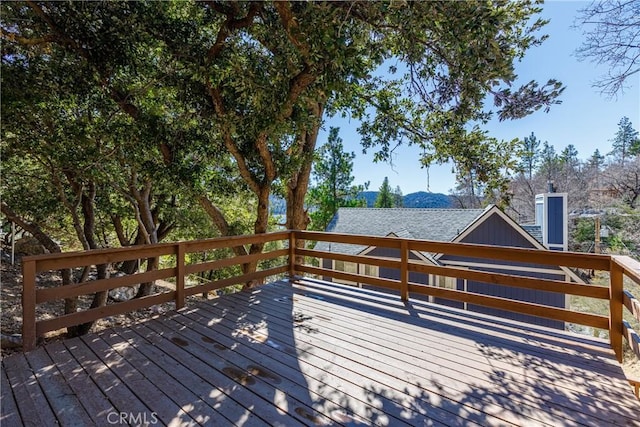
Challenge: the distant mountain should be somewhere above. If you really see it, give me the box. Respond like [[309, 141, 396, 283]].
[[403, 191, 452, 208], [359, 191, 451, 208], [358, 191, 379, 207], [270, 191, 452, 215]]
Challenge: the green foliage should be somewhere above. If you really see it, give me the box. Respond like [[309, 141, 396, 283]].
[[573, 218, 596, 244], [393, 186, 403, 208], [374, 177, 394, 208], [347, 0, 563, 197], [519, 132, 540, 179], [2, 0, 565, 251], [560, 144, 579, 166], [587, 149, 606, 171], [611, 116, 640, 165], [308, 127, 365, 230], [538, 141, 561, 183]]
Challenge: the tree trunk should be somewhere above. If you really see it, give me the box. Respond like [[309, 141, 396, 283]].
[[68, 184, 111, 337], [198, 195, 249, 258], [0, 202, 74, 332], [127, 179, 160, 297], [242, 184, 272, 289], [285, 102, 323, 269]]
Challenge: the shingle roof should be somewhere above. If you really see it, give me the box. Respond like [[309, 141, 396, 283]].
[[521, 225, 543, 245], [315, 208, 485, 255]]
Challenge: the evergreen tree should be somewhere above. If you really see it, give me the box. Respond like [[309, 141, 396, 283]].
[[587, 149, 605, 171], [611, 116, 639, 166], [374, 177, 394, 208], [560, 144, 580, 169], [519, 132, 540, 180], [539, 141, 560, 184], [393, 186, 404, 208], [308, 127, 364, 230]]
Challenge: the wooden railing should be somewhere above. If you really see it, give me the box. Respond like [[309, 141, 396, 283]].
[[292, 230, 640, 367], [21, 230, 640, 372], [21, 231, 290, 351]]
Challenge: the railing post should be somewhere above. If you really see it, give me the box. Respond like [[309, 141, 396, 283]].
[[401, 240, 409, 302], [176, 243, 185, 310], [289, 230, 296, 282], [22, 258, 37, 352], [610, 259, 624, 363]]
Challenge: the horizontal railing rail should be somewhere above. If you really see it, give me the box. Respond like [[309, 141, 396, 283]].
[[20, 229, 640, 381], [294, 230, 640, 366], [21, 231, 290, 351]]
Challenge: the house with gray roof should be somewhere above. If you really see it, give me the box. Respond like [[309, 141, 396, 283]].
[[316, 193, 581, 329]]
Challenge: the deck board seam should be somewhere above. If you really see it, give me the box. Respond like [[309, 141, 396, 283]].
[[169, 304, 422, 427], [214, 284, 636, 424], [189, 297, 526, 426], [285, 281, 624, 373]]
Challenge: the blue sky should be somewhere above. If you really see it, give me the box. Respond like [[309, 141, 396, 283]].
[[319, 1, 640, 195]]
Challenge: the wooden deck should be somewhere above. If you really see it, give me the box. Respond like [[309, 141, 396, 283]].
[[2, 278, 639, 426]]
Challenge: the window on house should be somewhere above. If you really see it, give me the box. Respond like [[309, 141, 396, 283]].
[[361, 264, 378, 278], [438, 275, 457, 290], [333, 260, 358, 285]]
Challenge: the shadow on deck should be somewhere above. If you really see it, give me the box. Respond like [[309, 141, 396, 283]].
[[2, 278, 639, 426]]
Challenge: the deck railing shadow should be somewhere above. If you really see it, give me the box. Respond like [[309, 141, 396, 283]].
[[18, 229, 640, 419], [293, 230, 640, 368], [293, 278, 620, 377], [281, 279, 639, 424]]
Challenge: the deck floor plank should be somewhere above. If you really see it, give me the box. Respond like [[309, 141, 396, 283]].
[[0, 361, 21, 427], [2, 279, 639, 426], [296, 279, 622, 373], [24, 347, 95, 427], [174, 301, 458, 427], [44, 341, 117, 425], [98, 328, 228, 426], [131, 320, 305, 427], [284, 280, 640, 423], [203, 285, 557, 427], [162, 306, 416, 426], [191, 296, 515, 426], [2, 347, 57, 426], [111, 324, 257, 427], [79, 333, 198, 426], [249, 281, 634, 425], [63, 336, 153, 421], [142, 316, 334, 427], [289, 279, 628, 382]]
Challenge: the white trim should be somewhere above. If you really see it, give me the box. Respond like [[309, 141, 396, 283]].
[[536, 193, 568, 251], [440, 259, 571, 276], [438, 205, 583, 283], [359, 232, 438, 265], [449, 205, 542, 250], [331, 259, 380, 287]]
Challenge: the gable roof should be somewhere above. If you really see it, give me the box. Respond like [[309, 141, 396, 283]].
[[521, 225, 543, 245], [314, 206, 584, 284], [315, 207, 485, 255]]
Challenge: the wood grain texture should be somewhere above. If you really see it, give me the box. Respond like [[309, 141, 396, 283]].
[[3, 279, 639, 426]]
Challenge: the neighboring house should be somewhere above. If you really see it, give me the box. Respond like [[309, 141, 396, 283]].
[[316, 192, 581, 329]]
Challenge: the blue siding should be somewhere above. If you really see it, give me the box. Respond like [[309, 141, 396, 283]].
[[466, 269, 565, 329], [441, 212, 567, 329], [547, 196, 564, 245]]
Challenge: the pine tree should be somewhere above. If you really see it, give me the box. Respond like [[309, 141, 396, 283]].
[[308, 127, 364, 230], [374, 177, 394, 208], [611, 116, 639, 166], [393, 186, 404, 207], [519, 132, 540, 180]]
